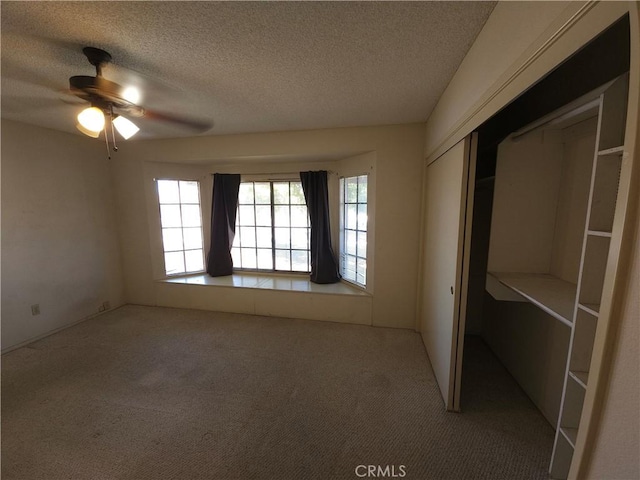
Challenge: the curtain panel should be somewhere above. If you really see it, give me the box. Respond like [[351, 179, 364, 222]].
[[206, 173, 241, 277], [300, 171, 341, 284]]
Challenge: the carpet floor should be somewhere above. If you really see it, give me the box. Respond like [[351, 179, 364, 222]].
[[2, 305, 554, 479]]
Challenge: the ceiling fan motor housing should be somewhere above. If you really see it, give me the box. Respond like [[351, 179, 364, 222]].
[[69, 75, 137, 110]]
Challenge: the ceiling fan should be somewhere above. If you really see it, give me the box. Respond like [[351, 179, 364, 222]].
[[69, 46, 211, 156]]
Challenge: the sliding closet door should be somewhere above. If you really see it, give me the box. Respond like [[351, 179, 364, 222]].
[[420, 134, 477, 411]]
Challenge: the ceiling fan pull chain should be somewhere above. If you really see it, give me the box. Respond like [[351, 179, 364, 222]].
[[109, 106, 118, 153], [104, 123, 111, 160]]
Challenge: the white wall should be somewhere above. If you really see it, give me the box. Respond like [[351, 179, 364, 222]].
[[112, 124, 424, 329], [1, 120, 125, 350], [422, 2, 638, 477]]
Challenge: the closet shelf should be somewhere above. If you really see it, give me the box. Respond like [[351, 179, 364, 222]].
[[578, 303, 600, 317], [487, 272, 576, 327], [587, 230, 612, 238], [597, 146, 624, 156], [569, 370, 589, 389], [560, 427, 578, 448]]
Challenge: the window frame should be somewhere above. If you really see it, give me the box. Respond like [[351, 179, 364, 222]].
[[339, 174, 368, 288], [156, 179, 206, 277], [232, 180, 311, 274]]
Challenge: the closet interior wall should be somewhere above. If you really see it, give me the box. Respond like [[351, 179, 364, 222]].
[[483, 110, 599, 427]]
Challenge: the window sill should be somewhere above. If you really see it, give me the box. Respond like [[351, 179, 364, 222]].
[[158, 272, 370, 296]]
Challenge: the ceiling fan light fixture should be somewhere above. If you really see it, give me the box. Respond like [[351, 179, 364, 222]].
[[121, 86, 141, 104], [113, 115, 140, 139], [77, 106, 105, 133], [76, 123, 101, 138]]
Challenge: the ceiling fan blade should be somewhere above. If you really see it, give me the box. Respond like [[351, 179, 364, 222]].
[[58, 89, 88, 105], [142, 109, 213, 133]]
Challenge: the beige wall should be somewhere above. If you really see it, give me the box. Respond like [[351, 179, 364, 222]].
[[112, 124, 424, 328], [422, 1, 638, 477], [424, 1, 630, 163], [1, 120, 125, 351]]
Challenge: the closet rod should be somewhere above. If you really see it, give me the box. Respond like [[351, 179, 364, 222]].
[[512, 98, 601, 139]]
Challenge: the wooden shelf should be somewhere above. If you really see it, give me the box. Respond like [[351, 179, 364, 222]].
[[587, 230, 612, 238], [578, 303, 599, 317], [569, 370, 588, 389], [560, 427, 578, 448], [488, 272, 576, 326], [597, 146, 624, 156]]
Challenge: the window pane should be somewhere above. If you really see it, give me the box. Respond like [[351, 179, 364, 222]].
[[164, 251, 185, 275], [357, 231, 367, 257], [346, 177, 358, 203], [273, 182, 289, 204], [343, 255, 356, 282], [274, 206, 290, 227], [157, 180, 179, 204], [239, 183, 254, 204], [274, 227, 290, 249], [291, 228, 308, 250], [239, 227, 256, 247], [275, 250, 291, 270], [241, 248, 257, 269], [346, 230, 356, 255], [291, 250, 308, 272], [182, 228, 202, 250], [357, 257, 367, 276], [357, 176, 368, 203], [179, 181, 199, 204], [232, 180, 311, 273], [162, 228, 184, 252], [358, 204, 368, 231], [160, 205, 182, 228], [346, 254, 356, 272], [181, 205, 201, 227], [346, 204, 357, 230], [290, 182, 305, 204], [231, 247, 241, 267], [238, 206, 255, 226], [257, 248, 273, 269], [357, 254, 367, 286], [254, 183, 271, 204], [158, 180, 204, 276], [185, 249, 204, 272], [256, 227, 271, 248], [291, 206, 308, 227], [340, 175, 368, 285], [255, 206, 272, 226]]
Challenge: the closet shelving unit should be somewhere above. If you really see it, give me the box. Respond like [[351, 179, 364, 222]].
[[485, 73, 629, 479], [549, 73, 629, 479]]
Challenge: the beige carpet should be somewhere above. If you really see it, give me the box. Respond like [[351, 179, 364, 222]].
[[2, 305, 554, 479]]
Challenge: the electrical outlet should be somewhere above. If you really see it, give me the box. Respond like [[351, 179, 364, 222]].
[[103, 301, 110, 310], [31, 304, 40, 316]]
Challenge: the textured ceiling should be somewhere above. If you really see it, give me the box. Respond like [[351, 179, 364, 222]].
[[1, 1, 495, 139]]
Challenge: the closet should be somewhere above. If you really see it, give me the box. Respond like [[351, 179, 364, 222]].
[[420, 14, 632, 479], [484, 73, 628, 479]]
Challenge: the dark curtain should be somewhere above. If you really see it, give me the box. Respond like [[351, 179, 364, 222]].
[[206, 174, 241, 277], [300, 171, 341, 284]]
